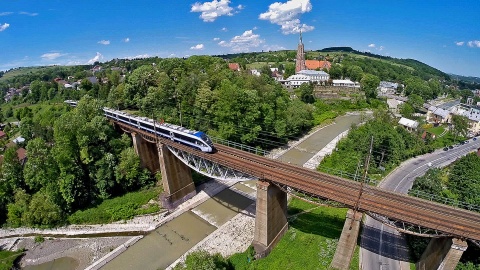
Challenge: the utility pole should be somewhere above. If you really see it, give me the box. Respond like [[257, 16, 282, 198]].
[[353, 136, 373, 214]]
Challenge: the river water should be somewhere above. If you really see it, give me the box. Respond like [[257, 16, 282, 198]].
[[23, 113, 361, 270], [101, 187, 254, 270]]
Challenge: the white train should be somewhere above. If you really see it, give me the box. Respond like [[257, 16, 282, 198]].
[[64, 100, 215, 153]]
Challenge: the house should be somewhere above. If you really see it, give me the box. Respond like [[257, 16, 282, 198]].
[[271, 70, 284, 81], [86, 76, 98, 84], [332, 79, 360, 88], [0, 131, 6, 140], [427, 106, 451, 124], [387, 99, 404, 114], [0, 147, 27, 166], [283, 74, 311, 88], [228, 63, 241, 71], [398, 117, 419, 131], [305, 60, 331, 70], [378, 81, 399, 95], [16, 147, 27, 165], [250, 69, 261, 76], [296, 70, 330, 84], [91, 65, 102, 73], [12, 136, 25, 144]]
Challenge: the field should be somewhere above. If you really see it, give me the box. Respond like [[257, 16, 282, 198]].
[[229, 198, 359, 270]]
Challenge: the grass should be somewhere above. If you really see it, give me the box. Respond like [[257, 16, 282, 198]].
[[67, 187, 162, 224], [0, 250, 24, 270], [229, 199, 359, 270], [426, 126, 445, 136]]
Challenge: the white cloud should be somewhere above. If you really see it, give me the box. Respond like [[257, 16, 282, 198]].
[[191, 0, 236, 22], [455, 41, 465, 46], [263, 44, 286, 51], [218, 29, 264, 52], [41, 52, 67, 60], [87, 52, 103, 64], [467, 40, 480, 48], [237, 4, 244, 10], [19, 11, 38, 16], [221, 27, 228, 32], [190, 44, 205, 50], [123, 37, 130, 43], [0, 23, 9, 32], [125, 54, 150, 59], [213, 37, 220, 41], [259, 0, 314, 34], [368, 43, 376, 48], [0, 12, 13, 16], [379, 46, 384, 51], [98, 40, 110, 45]]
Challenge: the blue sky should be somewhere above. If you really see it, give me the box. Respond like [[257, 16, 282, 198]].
[[1, 0, 479, 77]]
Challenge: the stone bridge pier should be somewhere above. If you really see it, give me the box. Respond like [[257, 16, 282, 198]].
[[416, 237, 468, 270], [131, 133, 196, 209], [252, 181, 288, 258]]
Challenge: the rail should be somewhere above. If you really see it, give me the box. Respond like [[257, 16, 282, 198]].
[[409, 189, 480, 212], [210, 136, 270, 156]]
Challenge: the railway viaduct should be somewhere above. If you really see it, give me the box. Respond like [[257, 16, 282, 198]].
[[116, 120, 479, 270]]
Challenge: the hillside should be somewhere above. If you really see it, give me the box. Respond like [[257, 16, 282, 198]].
[[215, 47, 451, 82]]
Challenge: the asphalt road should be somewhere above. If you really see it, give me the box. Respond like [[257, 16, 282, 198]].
[[360, 138, 480, 270]]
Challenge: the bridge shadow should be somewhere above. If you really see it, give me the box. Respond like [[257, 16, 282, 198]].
[[288, 207, 345, 239], [194, 179, 255, 218], [360, 224, 410, 261]]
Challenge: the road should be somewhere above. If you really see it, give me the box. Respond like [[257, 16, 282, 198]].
[[361, 139, 480, 270]]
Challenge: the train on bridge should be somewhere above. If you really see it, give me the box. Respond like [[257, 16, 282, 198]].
[[64, 100, 215, 153]]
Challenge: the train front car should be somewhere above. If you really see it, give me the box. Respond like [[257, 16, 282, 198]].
[[193, 131, 215, 153]]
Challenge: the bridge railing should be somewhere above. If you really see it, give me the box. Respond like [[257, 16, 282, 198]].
[[409, 190, 480, 212], [210, 136, 270, 156], [318, 166, 379, 185]]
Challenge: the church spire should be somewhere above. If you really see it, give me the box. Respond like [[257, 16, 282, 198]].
[[295, 30, 306, 73]]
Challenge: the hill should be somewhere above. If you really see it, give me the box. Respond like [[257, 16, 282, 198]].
[[215, 47, 450, 82]]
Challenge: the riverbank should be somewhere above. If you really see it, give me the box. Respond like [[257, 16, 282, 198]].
[[0, 179, 240, 269]]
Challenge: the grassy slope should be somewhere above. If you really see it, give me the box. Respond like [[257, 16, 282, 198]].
[[229, 199, 359, 270], [0, 250, 24, 270]]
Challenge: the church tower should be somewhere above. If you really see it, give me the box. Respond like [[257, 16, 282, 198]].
[[295, 31, 306, 73]]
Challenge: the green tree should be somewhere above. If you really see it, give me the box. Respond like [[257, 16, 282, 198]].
[[451, 114, 469, 141], [6, 189, 31, 227], [297, 83, 315, 104], [115, 148, 145, 190], [1, 147, 24, 192], [174, 250, 232, 270], [407, 94, 424, 111], [399, 103, 414, 118], [22, 191, 63, 227], [360, 74, 380, 100], [24, 138, 59, 192], [448, 153, 480, 205]]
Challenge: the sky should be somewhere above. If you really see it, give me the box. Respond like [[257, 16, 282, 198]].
[[0, 0, 479, 77]]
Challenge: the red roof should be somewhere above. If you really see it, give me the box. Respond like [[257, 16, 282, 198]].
[[305, 60, 331, 70], [16, 148, 27, 161], [0, 131, 5, 138], [228, 63, 240, 71]]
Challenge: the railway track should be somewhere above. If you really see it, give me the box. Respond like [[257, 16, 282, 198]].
[[115, 121, 480, 241], [217, 144, 480, 225]]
